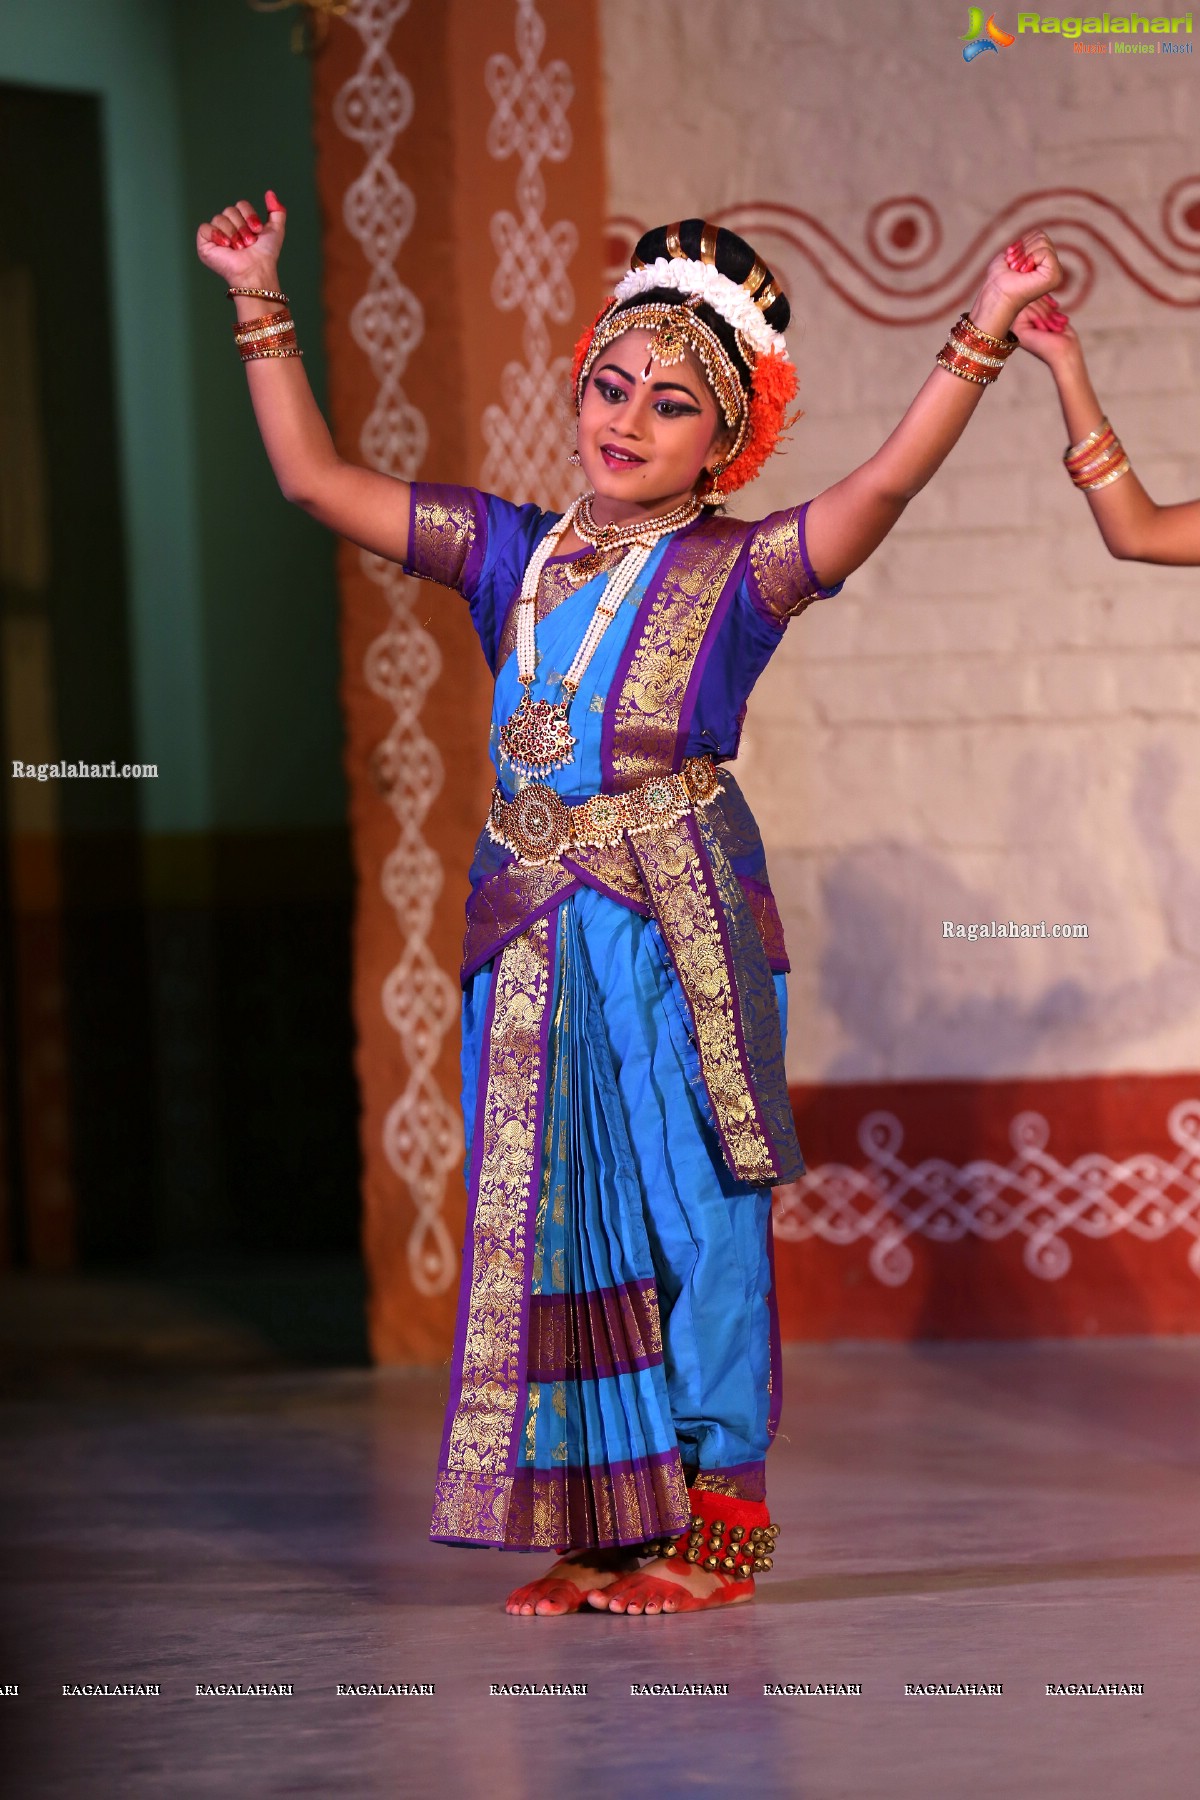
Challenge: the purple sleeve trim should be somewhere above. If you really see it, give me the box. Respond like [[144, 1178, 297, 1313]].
[[795, 498, 844, 602], [403, 481, 488, 598]]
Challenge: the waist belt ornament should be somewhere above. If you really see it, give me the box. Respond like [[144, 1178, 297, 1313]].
[[487, 756, 722, 867]]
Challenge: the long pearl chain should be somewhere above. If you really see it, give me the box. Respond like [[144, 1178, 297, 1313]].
[[498, 492, 701, 777], [514, 494, 698, 697]]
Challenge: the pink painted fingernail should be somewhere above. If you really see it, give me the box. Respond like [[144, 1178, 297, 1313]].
[[212, 231, 229, 247]]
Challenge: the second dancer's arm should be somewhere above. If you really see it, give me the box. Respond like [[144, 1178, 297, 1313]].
[[1013, 290, 1200, 566], [805, 230, 1062, 587]]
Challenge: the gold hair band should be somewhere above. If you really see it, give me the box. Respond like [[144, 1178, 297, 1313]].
[[741, 256, 767, 297]]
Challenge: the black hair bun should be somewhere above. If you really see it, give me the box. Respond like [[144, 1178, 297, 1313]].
[[632, 219, 791, 334]]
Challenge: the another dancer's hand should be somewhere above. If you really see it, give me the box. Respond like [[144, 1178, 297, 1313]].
[[196, 190, 286, 286], [1012, 294, 1081, 368]]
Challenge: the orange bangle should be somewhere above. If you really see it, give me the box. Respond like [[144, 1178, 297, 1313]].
[[1065, 430, 1116, 473], [951, 312, 1019, 359], [233, 311, 296, 344], [936, 344, 998, 385]]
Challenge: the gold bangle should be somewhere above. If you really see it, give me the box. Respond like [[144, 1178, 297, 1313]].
[[1065, 431, 1116, 473], [1070, 448, 1129, 490], [1077, 456, 1131, 491], [1064, 418, 1113, 464], [954, 312, 1019, 357], [239, 345, 304, 364], [227, 286, 290, 305], [947, 332, 1008, 371], [233, 310, 294, 339], [1066, 427, 1126, 486], [1069, 443, 1123, 483], [237, 332, 298, 355], [935, 346, 996, 386], [234, 316, 297, 347]]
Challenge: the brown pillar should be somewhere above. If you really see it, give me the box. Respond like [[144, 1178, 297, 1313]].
[[312, 0, 605, 1362]]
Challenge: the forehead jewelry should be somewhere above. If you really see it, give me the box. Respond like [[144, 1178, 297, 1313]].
[[640, 298, 703, 382]]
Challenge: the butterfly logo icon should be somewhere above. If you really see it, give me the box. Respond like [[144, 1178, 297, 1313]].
[[962, 9, 1016, 61]]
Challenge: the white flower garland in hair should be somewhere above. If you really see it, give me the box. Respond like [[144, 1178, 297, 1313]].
[[611, 257, 789, 362]]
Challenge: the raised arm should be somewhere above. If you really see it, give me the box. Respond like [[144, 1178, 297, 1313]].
[[197, 192, 413, 565], [1012, 294, 1200, 566], [803, 230, 1063, 588]]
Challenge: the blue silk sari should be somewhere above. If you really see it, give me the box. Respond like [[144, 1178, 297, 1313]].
[[405, 487, 841, 1551]]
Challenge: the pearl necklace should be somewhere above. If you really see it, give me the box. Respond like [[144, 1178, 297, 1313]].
[[574, 490, 703, 552], [497, 492, 703, 779]]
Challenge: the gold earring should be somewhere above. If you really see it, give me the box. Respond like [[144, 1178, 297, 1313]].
[[699, 461, 728, 505]]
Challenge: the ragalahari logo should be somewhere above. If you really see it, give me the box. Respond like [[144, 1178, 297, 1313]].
[[962, 8, 1017, 57]]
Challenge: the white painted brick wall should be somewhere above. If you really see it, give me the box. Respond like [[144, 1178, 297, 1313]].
[[602, 0, 1200, 1081]]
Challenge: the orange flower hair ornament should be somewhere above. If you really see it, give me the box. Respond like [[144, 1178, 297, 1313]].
[[571, 252, 800, 503]]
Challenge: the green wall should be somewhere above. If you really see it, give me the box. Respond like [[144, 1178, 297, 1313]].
[[173, 0, 344, 834], [0, 0, 344, 836]]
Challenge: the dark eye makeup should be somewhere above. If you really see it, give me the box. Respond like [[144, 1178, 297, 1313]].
[[594, 378, 700, 417]]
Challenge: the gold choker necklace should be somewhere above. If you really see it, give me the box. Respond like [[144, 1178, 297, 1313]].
[[574, 491, 703, 553]]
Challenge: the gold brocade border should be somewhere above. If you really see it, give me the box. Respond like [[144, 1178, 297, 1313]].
[[503, 1454, 690, 1550], [695, 810, 800, 1177], [566, 840, 651, 911], [608, 523, 745, 789], [410, 487, 479, 593], [692, 1468, 768, 1503], [747, 507, 821, 621], [430, 915, 554, 1542], [630, 819, 775, 1185]]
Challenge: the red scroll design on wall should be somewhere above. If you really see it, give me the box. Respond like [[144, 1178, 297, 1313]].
[[607, 175, 1200, 323]]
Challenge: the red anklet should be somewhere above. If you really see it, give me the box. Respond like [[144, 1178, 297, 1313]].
[[647, 1488, 778, 1578]]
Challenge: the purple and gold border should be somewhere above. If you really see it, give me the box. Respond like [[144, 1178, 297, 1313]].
[[602, 519, 745, 790], [431, 913, 558, 1544]]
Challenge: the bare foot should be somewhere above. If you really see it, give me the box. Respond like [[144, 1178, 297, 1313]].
[[505, 1548, 643, 1617], [586, 1556, 754, 1615]]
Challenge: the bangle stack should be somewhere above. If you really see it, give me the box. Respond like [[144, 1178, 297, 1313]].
[[229, 288, 302, 365], [935, 312, 1019, 386], [1063, 418, 1131, 491]]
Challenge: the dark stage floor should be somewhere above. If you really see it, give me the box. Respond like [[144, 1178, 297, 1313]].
[[2, 1328, 1198, 1798]]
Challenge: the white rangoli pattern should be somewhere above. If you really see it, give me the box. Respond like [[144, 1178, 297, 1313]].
[[481, 0, 580, 507], [336, 0, 461, 1296], [772, 1102, 1200, 1287]]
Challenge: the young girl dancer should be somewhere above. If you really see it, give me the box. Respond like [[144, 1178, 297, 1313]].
[[198, 195, 1061, 1617], [1013, 242, 1200, 564]]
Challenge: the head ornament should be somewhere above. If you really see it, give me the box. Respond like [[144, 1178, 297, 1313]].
[[572, 221, 799, 502]]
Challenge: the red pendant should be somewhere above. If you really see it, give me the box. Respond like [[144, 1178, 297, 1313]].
[[497, 692, 577, 777]]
